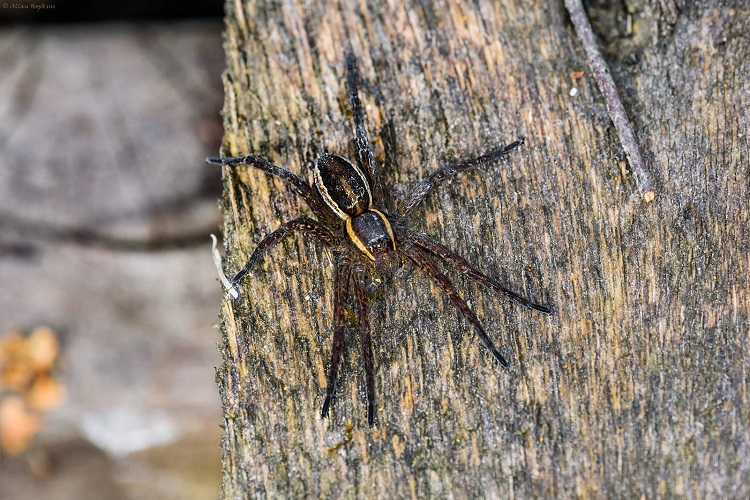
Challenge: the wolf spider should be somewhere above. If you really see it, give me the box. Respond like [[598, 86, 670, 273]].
[[208, 54, 552, 426]]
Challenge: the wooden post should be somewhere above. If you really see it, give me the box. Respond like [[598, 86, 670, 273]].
[[215, 1, 750, 497]]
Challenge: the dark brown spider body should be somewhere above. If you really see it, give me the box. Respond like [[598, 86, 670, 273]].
[[312, 151, 397, 261], [313, 153, 372, 218], [346, 210, 396, 259], [208, 53, 553, 426]]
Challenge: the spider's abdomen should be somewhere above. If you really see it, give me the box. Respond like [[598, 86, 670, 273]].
[[346, 209, 396, 261], [313, 153, 372, 219]]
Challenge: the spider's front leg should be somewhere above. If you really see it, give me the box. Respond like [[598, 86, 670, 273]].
[[397, 138, 524, 219], [401, 245, 510, 368], [405, 230, 553, 314], [321, 257, 351, 420], [229, 216, 336, 292], [353, 265, 377, 426]]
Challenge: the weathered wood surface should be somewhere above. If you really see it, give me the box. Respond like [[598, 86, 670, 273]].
[[214, 1, 749, 497]]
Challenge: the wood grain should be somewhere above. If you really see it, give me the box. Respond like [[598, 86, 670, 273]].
[[215, 1, 749, 497]]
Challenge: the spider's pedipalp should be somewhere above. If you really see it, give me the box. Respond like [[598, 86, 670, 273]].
[[404, 230, 553, 314], [402, 245, 509, 368]]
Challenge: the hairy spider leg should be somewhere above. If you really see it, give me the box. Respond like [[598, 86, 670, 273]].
[[345, 53, 384, 207], [405, 230, 554, 314], [403, 245, 509, 368], [398, 138, 525, 219], [229, 216, 336, 290], [354, 266, 377, 425], [321, 257, 351, 420], [206, 155, 338, 226]]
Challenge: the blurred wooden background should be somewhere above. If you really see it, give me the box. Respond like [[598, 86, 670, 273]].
[[215, 0, 749, 497], [0, 20, 225, 499]]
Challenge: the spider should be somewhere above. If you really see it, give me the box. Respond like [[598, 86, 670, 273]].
[[208, 54, 553, 426]]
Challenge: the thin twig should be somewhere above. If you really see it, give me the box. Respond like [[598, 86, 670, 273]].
[[564, 0, 656, 202], [211, 234, 239, 300]]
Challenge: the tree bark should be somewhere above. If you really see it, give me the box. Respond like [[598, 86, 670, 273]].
[[214, 0, 749, 497]]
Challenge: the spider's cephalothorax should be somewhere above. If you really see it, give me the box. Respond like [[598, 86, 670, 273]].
[[208, 54, 553, 426]]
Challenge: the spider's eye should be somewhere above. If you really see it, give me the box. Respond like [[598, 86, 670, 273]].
[[370, 241, 388, 254]]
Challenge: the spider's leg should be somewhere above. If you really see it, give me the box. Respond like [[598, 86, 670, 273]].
[[405, 230, 553, 314], [321, 257, 351, 420], [345, 53, 384, 206], [402, 245, 509, 368], [230, 216, 336, 291], [397, 138, 524, 219], [207, 155, 336, 225], [353, 265, 377, 426]]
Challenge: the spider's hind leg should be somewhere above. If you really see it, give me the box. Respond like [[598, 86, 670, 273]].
[[206, 155, 337, 226], [345, 53, 384, 206]]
